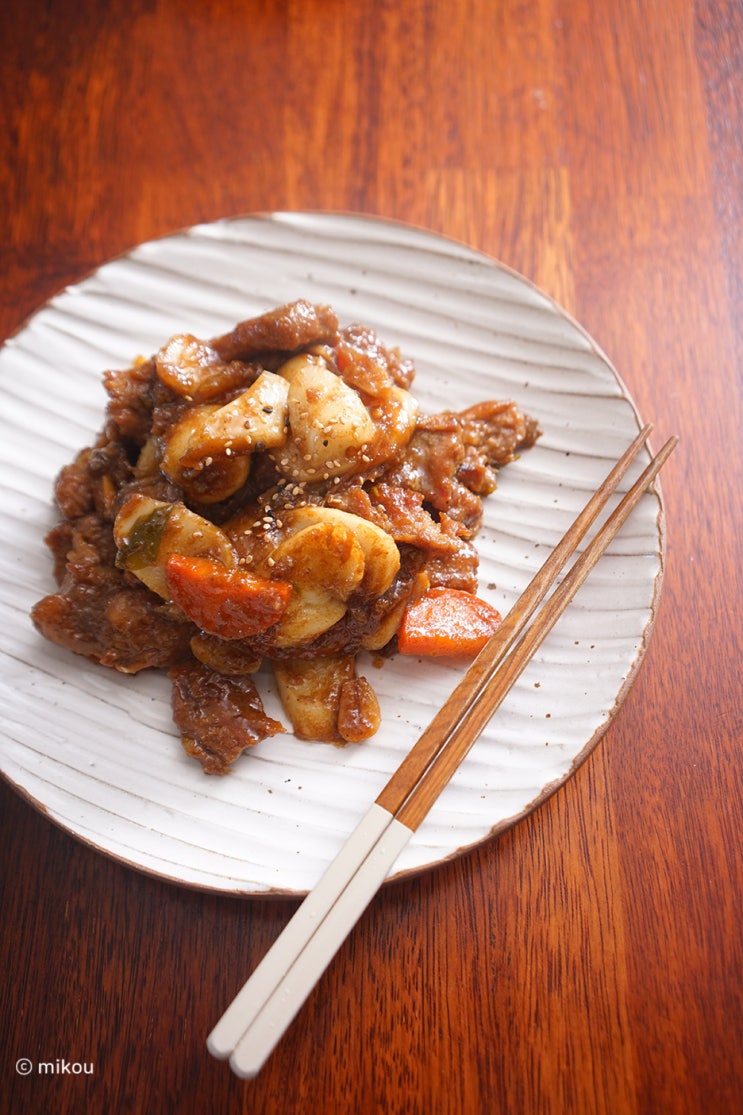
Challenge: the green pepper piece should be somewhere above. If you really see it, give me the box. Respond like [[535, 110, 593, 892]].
[[116, 504, 174, 572]]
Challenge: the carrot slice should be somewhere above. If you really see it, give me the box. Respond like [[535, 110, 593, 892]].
[[165, 554, 292, 640], [397, 587, 501, 657]]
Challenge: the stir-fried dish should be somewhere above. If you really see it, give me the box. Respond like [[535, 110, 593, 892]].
[[32, 301, 540, 773]]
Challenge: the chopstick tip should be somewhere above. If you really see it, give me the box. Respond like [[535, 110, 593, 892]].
[[229, 1054, 260, 1080], [206, 1032, 232, 1061]]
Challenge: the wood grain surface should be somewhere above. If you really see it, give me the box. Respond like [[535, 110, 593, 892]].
[[1, 1, 741, 1113]]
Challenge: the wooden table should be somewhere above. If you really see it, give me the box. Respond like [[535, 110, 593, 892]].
[[1, 2, 741, 1112]]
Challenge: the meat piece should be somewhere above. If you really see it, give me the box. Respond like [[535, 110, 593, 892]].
[[103, 358, 158, 443], [457, 400, 541, 494], [32, 583, 195, 672], [382, 403, 539, 529], [43, 511, 117, 592], [54, 440, 133, 523], [54, 450, 97, 520], [210, 300, 339, 362], [45, 522, 75, 585], [380, 420, 465, 512], [169, 662, 284, 773], [336, 325, 416, 394], [368, 483, 462, 554], [50, 512, 119, 585], [378, 415, 483, 533], [417, 533, 479, 592]]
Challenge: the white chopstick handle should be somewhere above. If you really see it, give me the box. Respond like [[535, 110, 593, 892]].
[[228, 816, 414, 1078], [207, 802, 395, 1060]]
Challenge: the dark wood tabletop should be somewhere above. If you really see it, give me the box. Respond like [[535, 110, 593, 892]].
[[1, 2, 741, 1112]]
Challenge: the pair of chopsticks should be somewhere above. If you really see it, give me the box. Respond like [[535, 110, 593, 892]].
[[207, 425, 677, 1078]]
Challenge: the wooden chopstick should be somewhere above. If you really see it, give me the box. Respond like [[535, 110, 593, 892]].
[[208, 429, 677, 1077]]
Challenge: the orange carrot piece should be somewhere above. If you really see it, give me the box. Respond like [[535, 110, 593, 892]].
[[165, 554, 292, 640], [397, 587, 502, 657]]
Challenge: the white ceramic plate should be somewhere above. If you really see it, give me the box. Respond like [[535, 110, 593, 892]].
[[0, 213, 665, 895]]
